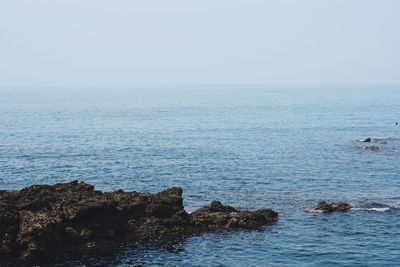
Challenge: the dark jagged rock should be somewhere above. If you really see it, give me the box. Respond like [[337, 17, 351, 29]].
[[0, 181, 278, 263], [360, 138, 388, 145], [310, 201, 353, 213], [191, 201, 278, 230], [364, 145, 380, 152]]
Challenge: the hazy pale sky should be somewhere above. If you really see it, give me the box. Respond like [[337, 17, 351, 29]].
[[0, 0, 399, 88]]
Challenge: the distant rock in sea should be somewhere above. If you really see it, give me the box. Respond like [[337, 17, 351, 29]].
[[0, 181, 278, 263], [361, 137, 372, 142], [309, 201, 353, 213], [364, 145, 380, 152], [359, 138, 389, 145]]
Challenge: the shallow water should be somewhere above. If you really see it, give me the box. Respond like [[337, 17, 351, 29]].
[[1, 87, 400, 266]]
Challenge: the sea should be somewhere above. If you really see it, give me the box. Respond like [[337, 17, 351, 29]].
[[0, 87, 399, 266]]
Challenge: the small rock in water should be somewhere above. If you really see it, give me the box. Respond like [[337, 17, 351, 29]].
[[310, 201, 353, 213], [361, 137, 372, 143], [364, 145, 380, 152]]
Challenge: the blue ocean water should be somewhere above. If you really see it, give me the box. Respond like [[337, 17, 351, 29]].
[[1, 87, 400, 266]]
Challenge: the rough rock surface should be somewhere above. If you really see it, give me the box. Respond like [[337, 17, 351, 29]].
[[0, 181, 277, 263], [310, 201, 353, 213]]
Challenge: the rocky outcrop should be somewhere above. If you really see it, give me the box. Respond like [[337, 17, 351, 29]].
[[191, 201, 277, 230], [0, 181, 278, 263], [310, 201, 353, 212]]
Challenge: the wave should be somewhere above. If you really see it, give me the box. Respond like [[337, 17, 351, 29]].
[[308, 209, 324, 213], [352, 207, 390, 212], [352, 202, 396, 212]]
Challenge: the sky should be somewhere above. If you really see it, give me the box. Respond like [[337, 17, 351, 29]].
[[0, 0, 399, 89]]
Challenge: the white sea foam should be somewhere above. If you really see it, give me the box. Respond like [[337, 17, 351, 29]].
[[307, 209, 324, 213], [352, 207, 390, 212]]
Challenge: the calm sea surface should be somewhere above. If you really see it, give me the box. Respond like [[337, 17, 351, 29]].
[[1, 87, 400, 266]]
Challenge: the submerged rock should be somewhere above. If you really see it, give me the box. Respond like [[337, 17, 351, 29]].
[[310, 201, 353, 213], [0, 181, 278, 263], [364, 145, 380, 152]]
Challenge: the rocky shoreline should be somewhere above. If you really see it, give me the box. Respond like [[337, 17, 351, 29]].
[[0, 181, 278, 263]]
